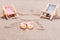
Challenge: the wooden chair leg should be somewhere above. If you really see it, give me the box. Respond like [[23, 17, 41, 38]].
[[49, 15, 54, 20], [40, 14, 43, 18], [40, 13, 44, 18], [5, 15, 8, 20]]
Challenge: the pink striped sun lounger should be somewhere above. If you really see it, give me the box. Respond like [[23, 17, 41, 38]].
[[2, 6, 17, 20]]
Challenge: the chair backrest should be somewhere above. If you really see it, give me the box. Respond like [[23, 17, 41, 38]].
[[44, 3, 59, 15], [3, 6, 15, 15], [46, 4, 56, 13]]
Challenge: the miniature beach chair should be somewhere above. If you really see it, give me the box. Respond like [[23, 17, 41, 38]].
[[40, 3, 59, 20], [2, 5, 17, 20]]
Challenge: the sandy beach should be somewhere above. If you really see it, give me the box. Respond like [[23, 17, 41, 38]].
[[0, 0, 60, 40]]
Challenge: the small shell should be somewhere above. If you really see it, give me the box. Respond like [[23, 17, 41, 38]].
[[20, 22, 27, 30], [27, 22, 34, 30]]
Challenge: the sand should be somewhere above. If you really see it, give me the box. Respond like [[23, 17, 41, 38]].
[[0, 0, 60, 40]]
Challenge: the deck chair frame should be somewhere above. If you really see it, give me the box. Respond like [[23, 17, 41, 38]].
[[2, 5, 17, 20], [40, 3, 59, 20]]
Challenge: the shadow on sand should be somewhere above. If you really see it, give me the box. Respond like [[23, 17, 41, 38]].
[[53, 16, 60, 20]]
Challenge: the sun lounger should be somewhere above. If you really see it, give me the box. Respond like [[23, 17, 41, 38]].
[[40, 3, 59, 20], [2, 5, 17, 20]]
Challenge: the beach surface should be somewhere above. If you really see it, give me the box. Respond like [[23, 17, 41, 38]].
[[0, 0, 60, 40]]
